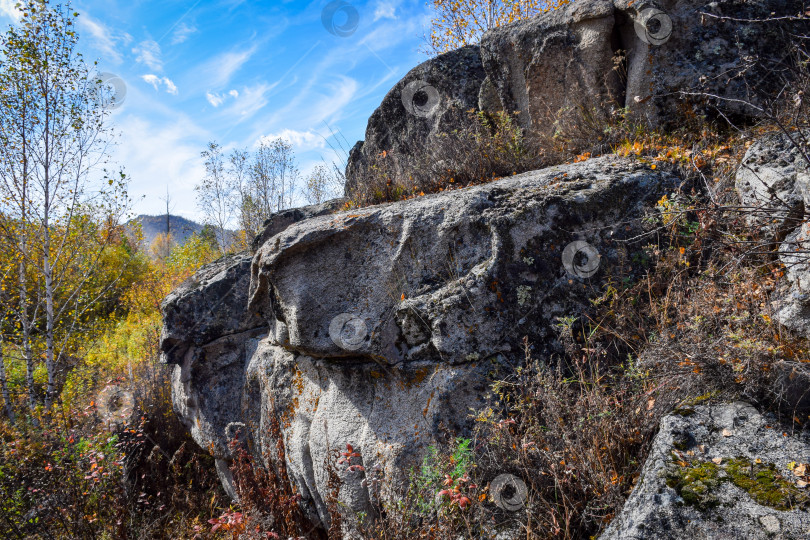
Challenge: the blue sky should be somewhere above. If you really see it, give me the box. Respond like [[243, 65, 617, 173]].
[[0, 0, 433, 220]]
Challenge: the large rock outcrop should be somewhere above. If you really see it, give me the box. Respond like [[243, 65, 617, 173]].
[[344, 45, 486, 196], [600, 402, 810, 540], [737, 131, 810, 413], [347, 0, 809, 196], [162, 156, 678, 533]]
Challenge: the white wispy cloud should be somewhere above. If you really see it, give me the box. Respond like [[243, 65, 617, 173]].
[[0, 0, 21, 21], [77, 14, 130, 64], [133, 40, 163, 71], [374, 1, 398, 21], [171, 22, 197, 45], [206, 92, 225, 107], [359, 11, 429, 51], [142, 74, 178, 95], [258, 129, 326, 150], [220, 82, 275, 118], [199, 46, 257, 88], [272, 75, 359, 128], [164, 78, 178, 95], [205, 89, 241, 107]]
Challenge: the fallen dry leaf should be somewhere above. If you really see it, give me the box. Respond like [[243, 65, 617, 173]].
[[712, 457, 723, 465]]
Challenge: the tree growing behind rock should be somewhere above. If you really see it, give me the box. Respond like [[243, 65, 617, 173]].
[[195, 138, 301, 251], [426, 0, 566, 53], [303, 163, 343, 205], [196, 142, 234, 254]]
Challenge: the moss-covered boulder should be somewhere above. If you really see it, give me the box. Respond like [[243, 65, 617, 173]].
[[601, 402, 810, 539]]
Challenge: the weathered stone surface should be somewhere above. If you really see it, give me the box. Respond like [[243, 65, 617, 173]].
[[479, 0, 620, 133], [734, 132, 810, 413], [610, 0, 808, 126], [161, 254, 264, 358], [600, 402, 810, 540], [737, 132, 810, 346], [344, 45, 486, 197], [346, 0, 809, 197], [251, 156, 676, 367], [163, 155, 679, 533], [736, 131, 809, 242], [250, 198, 347, 253], [774, 221, 810, 335]]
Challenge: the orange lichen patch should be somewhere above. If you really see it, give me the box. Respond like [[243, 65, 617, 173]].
[[423, 390, 436, 418], [410, 367, 431, 385]]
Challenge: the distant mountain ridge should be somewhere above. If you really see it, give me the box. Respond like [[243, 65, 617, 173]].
[[128, 214, 205, 247]]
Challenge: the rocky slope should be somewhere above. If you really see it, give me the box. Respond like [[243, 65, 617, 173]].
[[159, 1, 810, 537], [347, 0, 807, 196], [162, 155, 678, 532]]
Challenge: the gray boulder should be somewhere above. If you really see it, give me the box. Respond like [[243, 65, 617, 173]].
[[346, 0, 809, 197], [735, 131, 810, 243], [600, 402, 810, 540], [478, 0, 620, 135], [344, 45, 486, 198], [250, 198, 347, 252], [162, 155, 678, 533], [774, 220, 810, 338], [735, 131, 810, 412], [736, 132, 810, 346]]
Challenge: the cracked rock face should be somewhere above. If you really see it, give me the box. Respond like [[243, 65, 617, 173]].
[[346, 0, 808, 197], [735, 131, 810, 244], [737, 133, 810, 409], [600, 402, 810, 540], [161, 156, 677, 533]]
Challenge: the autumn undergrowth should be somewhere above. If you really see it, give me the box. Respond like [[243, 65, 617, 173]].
[[345, 80, 810, 537]]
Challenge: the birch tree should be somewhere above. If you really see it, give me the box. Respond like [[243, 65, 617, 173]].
[[229, 147, 263, 240], [196, 142, 234, 254], [251, 138, 298, 215], [0, 0, 130, 411]]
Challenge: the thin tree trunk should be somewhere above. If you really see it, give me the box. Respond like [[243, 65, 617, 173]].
[[19, 121, 35, 413], [0, 339, 15, 422], [43, 239, 56, 411], [19, 261, 35, 412], [42, 91, 56, 412]]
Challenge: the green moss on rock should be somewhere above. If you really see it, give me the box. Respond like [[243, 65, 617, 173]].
[[725, 458, 809, 511], [667, 456, 810, 512], [672, 407, 696, 417], [666, 460, 722, 510]]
